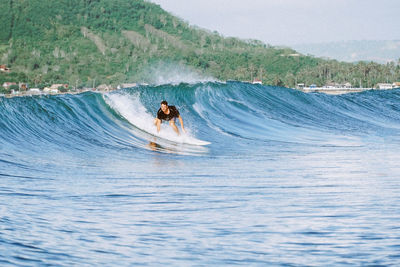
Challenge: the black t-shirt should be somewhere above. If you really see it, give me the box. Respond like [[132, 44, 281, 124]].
[[157, 105, 180, 121]]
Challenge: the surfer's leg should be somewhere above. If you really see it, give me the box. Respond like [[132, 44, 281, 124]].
[[169, 120, 180, 135], [154, 118, 161, 132]]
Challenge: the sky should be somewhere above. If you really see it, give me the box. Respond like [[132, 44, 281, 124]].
[[149, 0, 400, 46]]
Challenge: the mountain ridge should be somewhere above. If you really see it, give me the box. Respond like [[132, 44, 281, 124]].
[[0, 0, 398, 90], [293, 40, 400, 64]]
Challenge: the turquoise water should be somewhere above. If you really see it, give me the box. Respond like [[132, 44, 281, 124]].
[[1, 82, 400, 265]]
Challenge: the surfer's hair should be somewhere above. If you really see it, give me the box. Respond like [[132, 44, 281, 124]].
[[161, 100, 168, 106]]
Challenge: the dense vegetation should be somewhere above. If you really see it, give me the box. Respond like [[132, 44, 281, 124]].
[[0, 0, 399, 90]]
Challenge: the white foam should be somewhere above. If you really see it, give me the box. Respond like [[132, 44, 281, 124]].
[[104, 92, 210, 146], [143, 63, 216, 86]]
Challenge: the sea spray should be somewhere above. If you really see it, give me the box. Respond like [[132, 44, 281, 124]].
[[103, 91, 210, 145], [138, 61, 216, 85]]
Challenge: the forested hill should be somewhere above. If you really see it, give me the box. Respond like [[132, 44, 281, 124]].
[[0, 0, 399, 88]]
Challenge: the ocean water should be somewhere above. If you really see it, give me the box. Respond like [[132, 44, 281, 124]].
[[1, 82, 400, 266]]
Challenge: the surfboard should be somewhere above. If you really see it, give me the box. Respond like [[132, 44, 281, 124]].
[[147, 129, 211, 146]]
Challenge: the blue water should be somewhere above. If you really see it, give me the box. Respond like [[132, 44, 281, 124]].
[[1, 82, 400, 266]]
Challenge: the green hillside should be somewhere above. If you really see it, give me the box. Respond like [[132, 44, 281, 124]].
[[0, 0, 399, 89]]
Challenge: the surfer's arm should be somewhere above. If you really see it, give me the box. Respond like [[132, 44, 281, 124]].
[[178, 115, 186, 133]]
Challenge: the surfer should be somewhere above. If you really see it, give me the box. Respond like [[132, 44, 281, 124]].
[[154, 100, 186, 135]]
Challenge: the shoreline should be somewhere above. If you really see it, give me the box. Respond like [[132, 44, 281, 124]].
[[299, 87, 375, 95], [0, 88, 116, 99], [2, 84, 398, 99]]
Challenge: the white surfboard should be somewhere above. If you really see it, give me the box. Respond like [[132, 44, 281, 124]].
[[149, 129, 211, 146]]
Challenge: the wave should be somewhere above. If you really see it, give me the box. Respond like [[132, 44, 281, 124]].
[[1, 82, 400, 157]]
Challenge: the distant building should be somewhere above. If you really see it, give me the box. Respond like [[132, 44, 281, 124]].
[[27, 88, 41, 95], [296, 83, 305, 89], [392, 82, 400, 88], [19, 83, 28, 91], [376, 83, 393, 90], [43, 86, 59, 94], [97, 84, 112, 91], [343, 82, 352, 88], [323, 82, 352, 89], [50, 84, 68, 90], [2, 82, 16, 89], [252, 79, 262, 85], [0, 65, 10, 73], [324, 82, 341, 88]]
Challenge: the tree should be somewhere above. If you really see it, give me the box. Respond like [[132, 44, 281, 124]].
[[9, 84, 19, 91], [37, 83, 49, 89], [0, 86, 11, 94], [58, 85, 68, 92], [274, 76, 285, 87], [0, 0, 397, 88]]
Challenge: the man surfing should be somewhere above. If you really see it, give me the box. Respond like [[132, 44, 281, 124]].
[[154, 100, 186, 135]]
